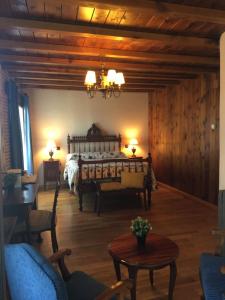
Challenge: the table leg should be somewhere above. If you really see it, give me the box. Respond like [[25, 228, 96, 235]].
[[128, 266, 138, 300], [149, 269, 154, 287], [25, 207, 32, 244], [113, 259, 121, 281], [168, 261, 177, 300]]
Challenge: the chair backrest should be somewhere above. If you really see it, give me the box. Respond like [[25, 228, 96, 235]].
[[51, 180, 60, 228], [4, 243, 68, 300]]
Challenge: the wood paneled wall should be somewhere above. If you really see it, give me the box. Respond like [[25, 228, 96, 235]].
[[148, 73, 219, 204]]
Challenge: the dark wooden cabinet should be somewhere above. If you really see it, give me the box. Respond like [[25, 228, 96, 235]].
[[43, 160, 60, 190]]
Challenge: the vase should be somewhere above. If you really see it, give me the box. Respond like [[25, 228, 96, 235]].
[[136, 235, 147, 248]]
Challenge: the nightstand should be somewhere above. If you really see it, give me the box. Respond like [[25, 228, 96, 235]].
[[43, 160, 60, 190]]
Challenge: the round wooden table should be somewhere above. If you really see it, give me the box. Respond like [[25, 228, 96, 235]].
[[108, 233, 179, 300]]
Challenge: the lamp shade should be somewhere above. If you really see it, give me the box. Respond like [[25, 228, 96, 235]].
[[107, 69, 117, 83], [47, 140, 56, 152], [85, 71, 96, 85], [115, 72, 125, 85], [130, 138, 138, 146]]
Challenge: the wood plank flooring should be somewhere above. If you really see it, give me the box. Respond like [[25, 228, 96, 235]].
[[37, 185, 217, 300]]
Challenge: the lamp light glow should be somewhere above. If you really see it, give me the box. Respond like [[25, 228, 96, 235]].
[[107, 69, 117, 83], [130, 138, 138, 146], [85, 71, 96, 86], [115, 72, 125, 85]]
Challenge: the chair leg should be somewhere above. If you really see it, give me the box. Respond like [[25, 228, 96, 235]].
[[94, 192, 98, 212], [143, 191, 147, 211], [79, 191, 83, 212], [37, 233, 43, 243], [97, 193, 102, 216], [51, 227, 59, 253], [147, 188, 151, 208]]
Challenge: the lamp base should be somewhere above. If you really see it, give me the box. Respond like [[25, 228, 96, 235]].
[[49, 151, 54, 161], [131, 147, 136, 158]]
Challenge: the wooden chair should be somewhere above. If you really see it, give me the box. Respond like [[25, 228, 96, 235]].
[[14, 181, 60, 252], [5, 243, 132, 300]]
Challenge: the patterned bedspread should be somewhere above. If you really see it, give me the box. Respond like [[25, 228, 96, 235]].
[[64, 151, 157, 193]]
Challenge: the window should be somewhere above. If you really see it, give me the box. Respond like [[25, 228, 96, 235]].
[[19, 105, 28, 171]]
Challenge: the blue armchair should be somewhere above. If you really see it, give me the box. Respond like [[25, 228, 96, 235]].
[[200, 229, 225, 300], [4, 243, 131, 300]]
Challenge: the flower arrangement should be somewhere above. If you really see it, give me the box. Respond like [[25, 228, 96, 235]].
[[130, 216, 152, 238]]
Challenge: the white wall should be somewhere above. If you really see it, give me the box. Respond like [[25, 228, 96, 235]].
[[26, 88, 149, 185], [220, 33, 225, 190]]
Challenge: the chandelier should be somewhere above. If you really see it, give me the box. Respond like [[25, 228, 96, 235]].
[[84, 66, 125, 99]]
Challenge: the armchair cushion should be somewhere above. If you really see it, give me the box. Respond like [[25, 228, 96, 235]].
[[100, 182, 126, 191], [66, 271, 116, 300], [121, 171, 145, 189], [5, 243, 68, 300], [200, 253, 225, 300]]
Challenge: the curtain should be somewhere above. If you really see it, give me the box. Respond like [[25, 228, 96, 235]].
[[5, 80, 23, 169], [20, 94, 34, 174]]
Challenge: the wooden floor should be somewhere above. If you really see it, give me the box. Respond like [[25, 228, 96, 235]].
[[37, 184, 217, 300]]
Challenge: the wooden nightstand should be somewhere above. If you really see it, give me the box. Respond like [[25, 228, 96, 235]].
[[43, 160, 60, 190]]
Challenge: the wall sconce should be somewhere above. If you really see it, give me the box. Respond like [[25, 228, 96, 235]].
[[46, 140, 60, 160], [125, 138, 138, 157]]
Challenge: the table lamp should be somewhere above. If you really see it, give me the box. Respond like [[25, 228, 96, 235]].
[[46, 140, 56, 160], [129, 138, 138, 157]]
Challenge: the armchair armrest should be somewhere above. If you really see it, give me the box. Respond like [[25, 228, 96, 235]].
[[212, 229, 225, 256], [95, 279, 133, 300], [221, 266, 225, 274], [212, 229, 225, 236], [48, 249, 72, 280], [48, 248, 72, 263]]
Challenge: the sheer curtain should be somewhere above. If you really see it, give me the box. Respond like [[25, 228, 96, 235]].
[[20, 94, 34, 174]]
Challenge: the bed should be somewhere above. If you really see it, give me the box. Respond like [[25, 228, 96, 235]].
[[64, 124, 154, 211]]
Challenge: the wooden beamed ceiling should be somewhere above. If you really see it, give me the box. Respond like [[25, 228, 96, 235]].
[[0, 0, 224, 92]]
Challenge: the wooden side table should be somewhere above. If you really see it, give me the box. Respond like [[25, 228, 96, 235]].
[[108, 233, 179, 300], [43, 160, 60, 190]]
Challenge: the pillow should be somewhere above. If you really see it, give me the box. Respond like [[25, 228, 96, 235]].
[[121, 171, 145, 188]]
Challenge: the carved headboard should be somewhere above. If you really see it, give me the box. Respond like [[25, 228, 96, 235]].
[[67, 124, 122, 153]]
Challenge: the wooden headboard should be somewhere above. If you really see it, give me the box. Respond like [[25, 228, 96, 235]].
[[67, 124, 122, 153]]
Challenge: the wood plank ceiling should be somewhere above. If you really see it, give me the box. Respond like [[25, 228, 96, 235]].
[[0, 0, 224, 92]]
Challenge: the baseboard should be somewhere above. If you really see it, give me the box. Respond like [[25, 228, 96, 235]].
[[158, 182, 217, 210]]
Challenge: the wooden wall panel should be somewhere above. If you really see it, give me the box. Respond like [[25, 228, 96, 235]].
[[148, 73, 219, 203]]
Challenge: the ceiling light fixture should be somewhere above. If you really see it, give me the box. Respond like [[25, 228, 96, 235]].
[[84, 65, 125, 99]]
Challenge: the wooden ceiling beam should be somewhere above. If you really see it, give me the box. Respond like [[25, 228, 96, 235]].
[[0, 54, 218, 74], [0, 17, 217, 50], [11, 72, 180, 84], [19, 84, 160, 92], [15, 78, 169, 87], [18, 82, 165, 89], [0, 39, 218, 66], [71, 0, 225, 25], [5, 65, 197, 79]]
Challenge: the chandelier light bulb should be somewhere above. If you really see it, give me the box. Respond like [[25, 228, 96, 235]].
[[85, 71, 96, 86], [107, 69, 117, 83], [84, 68, 125, 99], [115, 72, 125, 85]]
